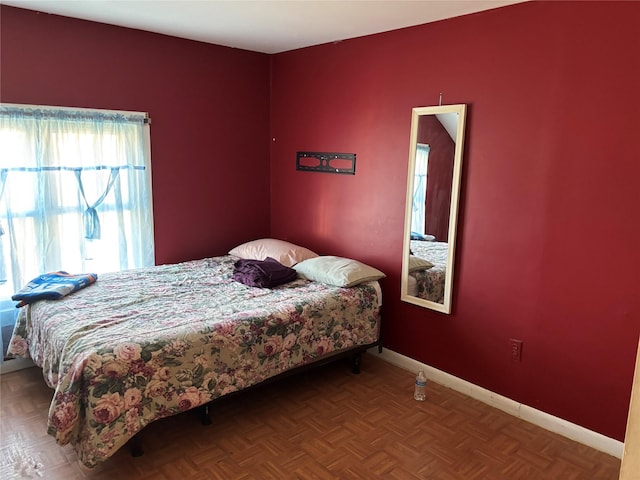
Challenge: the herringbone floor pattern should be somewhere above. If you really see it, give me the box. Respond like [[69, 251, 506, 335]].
[[0, 353, 621, 479]]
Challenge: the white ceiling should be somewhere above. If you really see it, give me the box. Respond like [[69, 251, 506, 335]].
[[2, 0, 527, 54]]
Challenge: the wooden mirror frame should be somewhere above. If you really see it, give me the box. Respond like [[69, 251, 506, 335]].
[[401, 104, 467, 314]]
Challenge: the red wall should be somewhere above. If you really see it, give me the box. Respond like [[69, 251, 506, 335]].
[[418, 116, 454, 242], [0, 6, 272, 265], [271, 1, 640, 441]]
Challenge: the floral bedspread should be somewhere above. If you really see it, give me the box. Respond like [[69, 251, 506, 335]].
[[8, 256, 381, 468], [410, 240, 448, 302]]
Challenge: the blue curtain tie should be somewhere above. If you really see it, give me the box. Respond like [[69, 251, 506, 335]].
[[74, 168, 120, 240], [84, 207, 100, 240]]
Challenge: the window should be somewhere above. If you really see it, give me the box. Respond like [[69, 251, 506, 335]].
[[411, 143, 430, 235], [0, 104, 154, 360]]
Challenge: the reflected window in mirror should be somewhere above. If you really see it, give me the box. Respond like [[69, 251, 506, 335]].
[[411, 144, 429, 236], [401, 104, 467, 314]]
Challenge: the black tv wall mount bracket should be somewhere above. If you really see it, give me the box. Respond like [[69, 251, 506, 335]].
[[296, 151, 356, 175]]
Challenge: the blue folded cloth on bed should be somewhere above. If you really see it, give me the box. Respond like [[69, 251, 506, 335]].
[[12, 271, 98, 307], [233, 257, 297, 288], [410, 231, 436, 241]]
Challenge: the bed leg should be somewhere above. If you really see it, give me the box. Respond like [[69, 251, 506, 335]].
[[352, 352, 361, 374], [130, 434, 144, 457], [201, 404, 212, 426]]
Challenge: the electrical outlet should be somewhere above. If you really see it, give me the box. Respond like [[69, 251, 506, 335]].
[[510, 338, 523, 362]]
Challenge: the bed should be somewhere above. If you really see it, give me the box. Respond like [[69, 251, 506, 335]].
[[7, 245, 383, 468], [408, 239, 448, 302]]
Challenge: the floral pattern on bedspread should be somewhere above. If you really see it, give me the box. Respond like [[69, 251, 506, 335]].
[[410, 240, 448, 302], [8, 255, 381, 468]]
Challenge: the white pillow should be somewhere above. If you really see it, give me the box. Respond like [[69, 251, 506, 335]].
[[229, 238, 318, 267], [408, 255, 434, 272], [293, 256, 386, 287]]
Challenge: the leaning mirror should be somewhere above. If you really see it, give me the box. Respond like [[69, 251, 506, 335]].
[[401, 104, 467, 313]]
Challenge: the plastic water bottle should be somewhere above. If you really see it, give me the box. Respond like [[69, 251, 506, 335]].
[[414, 370, 427, 401]]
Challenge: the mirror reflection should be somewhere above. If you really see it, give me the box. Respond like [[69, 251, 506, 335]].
[[401, 104, 466, 314]]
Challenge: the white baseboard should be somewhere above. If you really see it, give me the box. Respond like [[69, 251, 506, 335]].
[[369, 347, 624, 459], [0, 357, 34, 375]]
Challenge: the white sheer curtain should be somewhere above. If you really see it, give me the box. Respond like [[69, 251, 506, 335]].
[[411, 143, 430, 234], [0, 104, 154, 360]]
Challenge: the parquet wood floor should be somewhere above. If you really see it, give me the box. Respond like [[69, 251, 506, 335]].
[[0, 353, 621, 479]]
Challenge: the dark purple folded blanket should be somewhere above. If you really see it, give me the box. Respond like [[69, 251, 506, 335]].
[[232, 257, 297, 288]]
